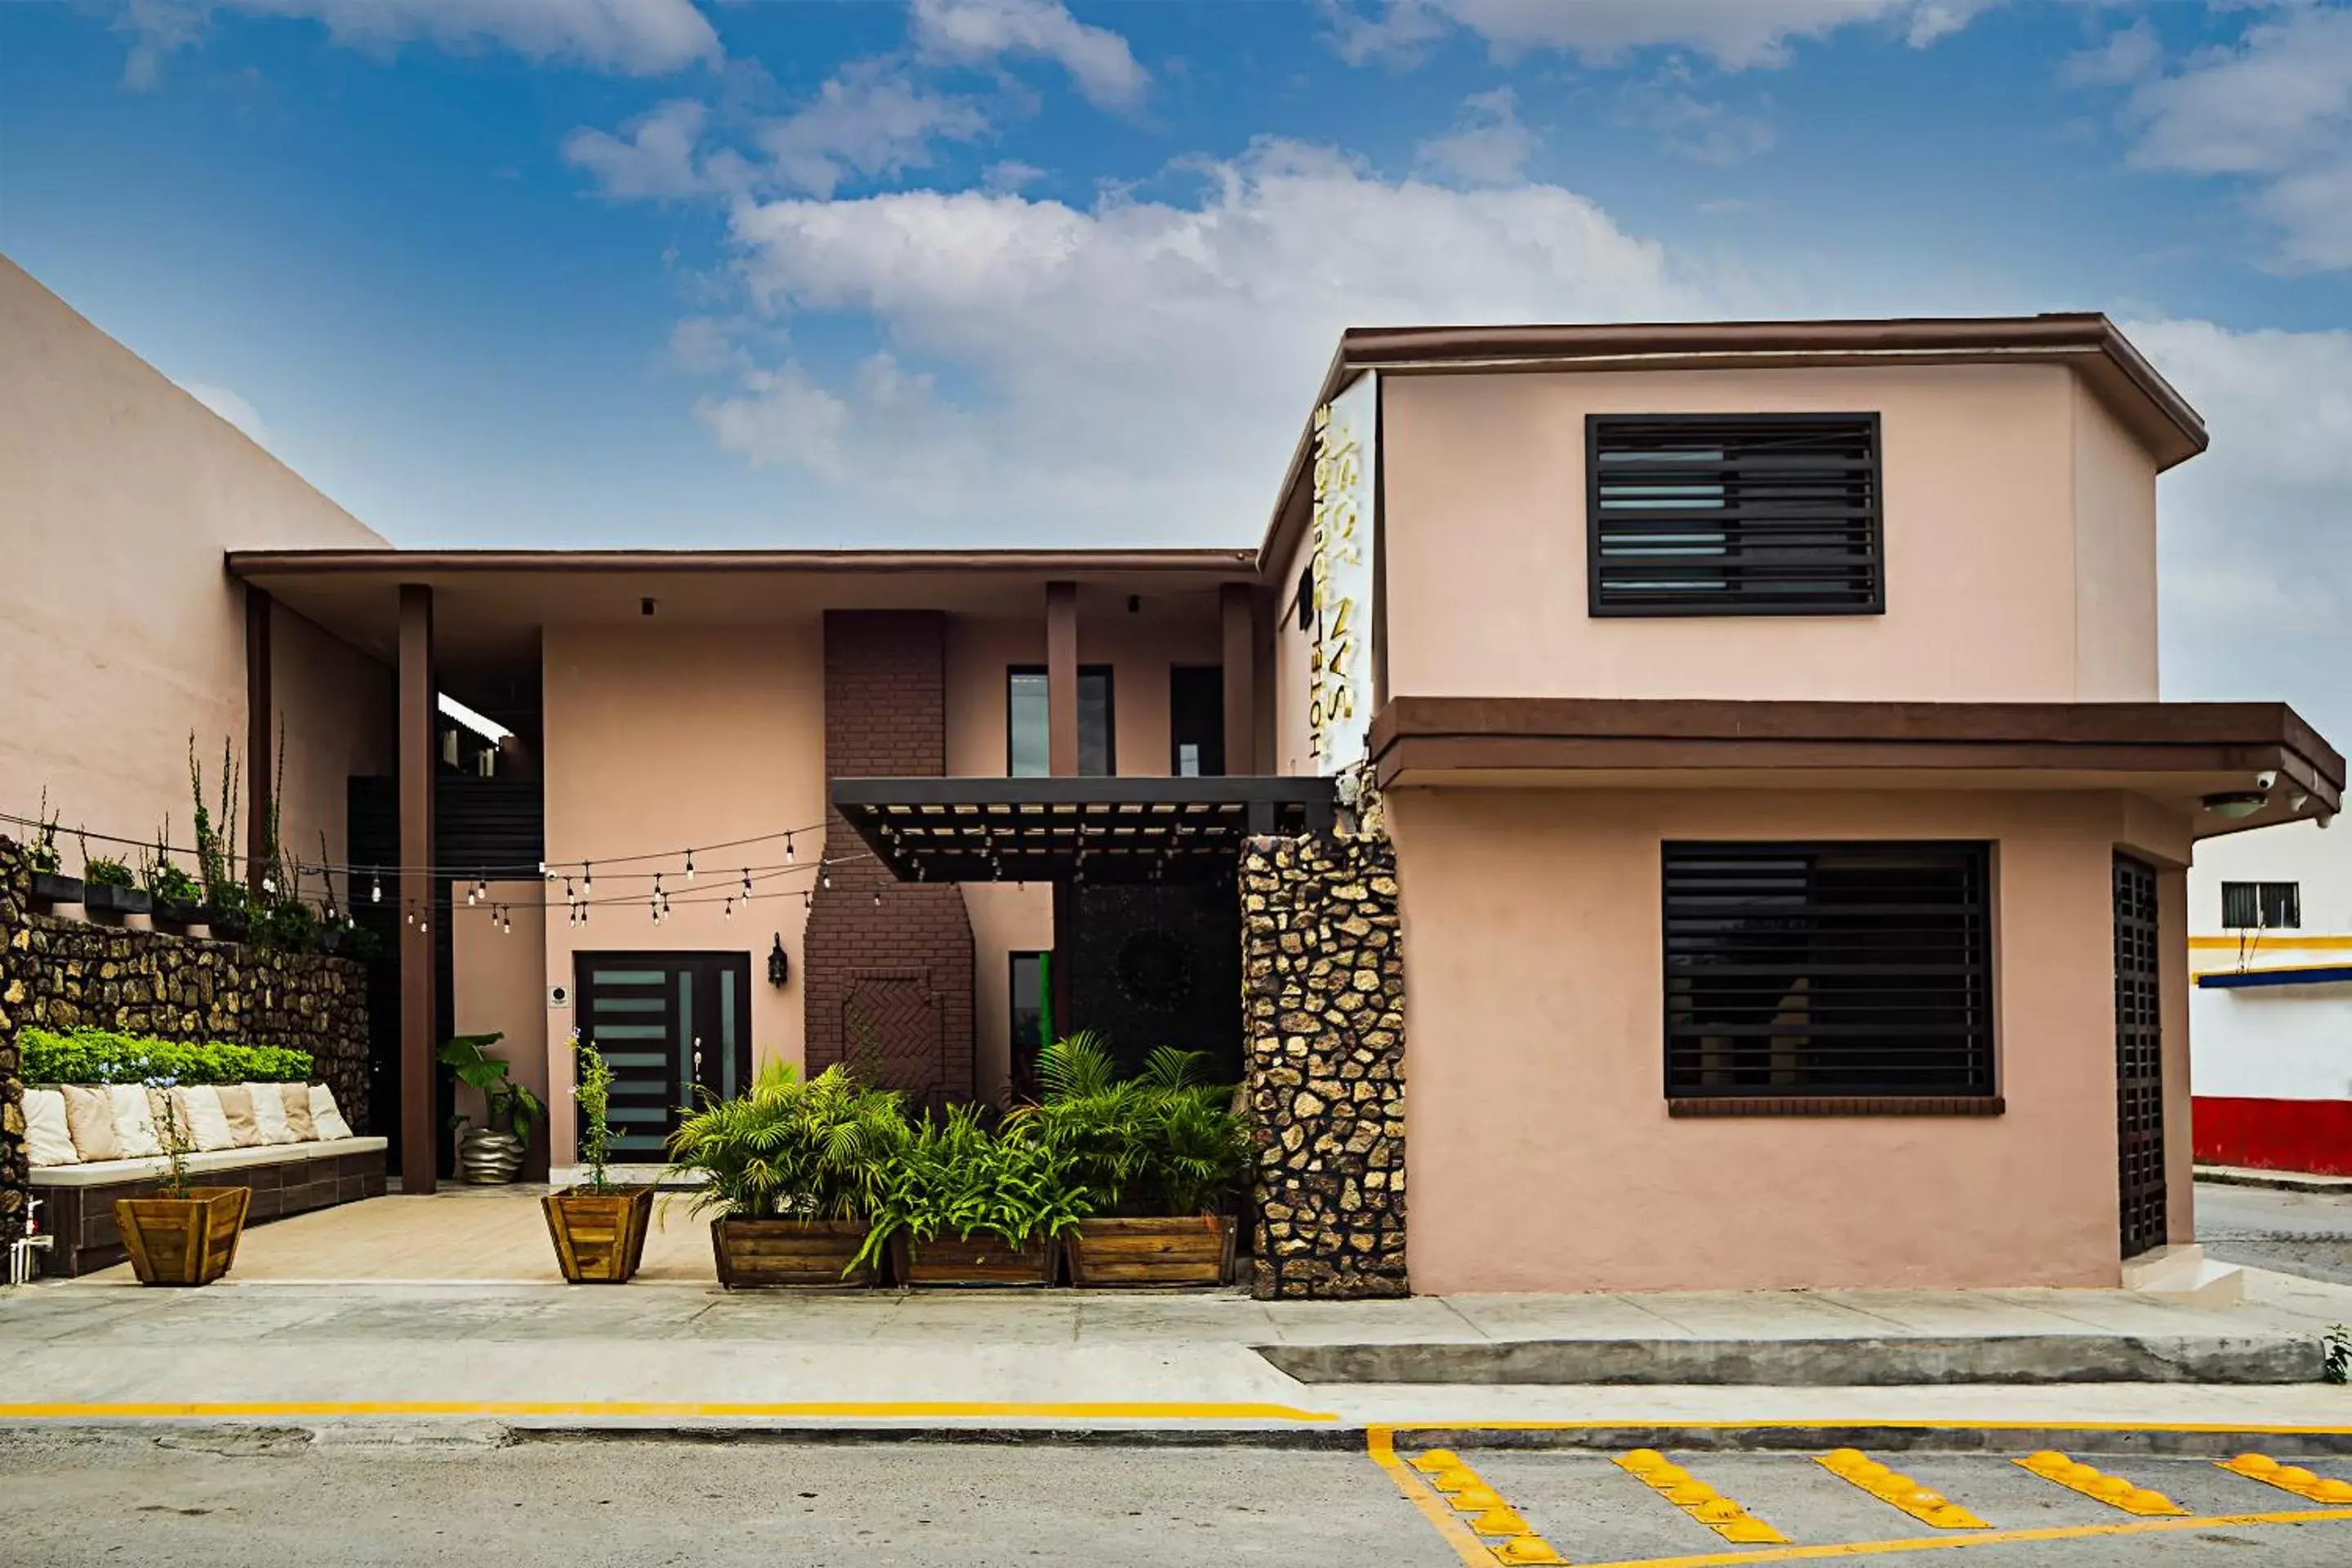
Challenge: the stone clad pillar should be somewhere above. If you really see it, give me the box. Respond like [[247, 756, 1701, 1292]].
[[1240, 829, 1406, 1298]]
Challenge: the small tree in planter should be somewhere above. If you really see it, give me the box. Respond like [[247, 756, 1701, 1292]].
[[142, 823, 203, 929], [440, 1031, 544, 1184], [114, 1073, 251, 1287], [186, 733, 248, 939], [78, 831, 151, 920], [854, 1105, 1091, 1286], [24, 789, 80, 907], [541, 1033, 653, 1284], [662, 1064, 906, 1287]]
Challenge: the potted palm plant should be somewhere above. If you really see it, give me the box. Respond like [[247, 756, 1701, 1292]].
[[855, 1105, 1090, 1287], [1026, 1035, 1250, 1288], [662, 1064, 906, 1287], [115, 1076, 251, 1287], [441, 1031, 543, 1184], [541, 1034, 653, 1283]]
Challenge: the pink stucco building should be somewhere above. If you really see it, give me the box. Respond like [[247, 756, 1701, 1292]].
[[7, 252, 2340, 1294]]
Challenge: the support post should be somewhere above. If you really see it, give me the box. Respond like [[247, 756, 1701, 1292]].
[[1220, 581, 1255, 777], [243, 586, 274, 893], [397, 584, 438, 1196], [1046, 581, 1079, 778]]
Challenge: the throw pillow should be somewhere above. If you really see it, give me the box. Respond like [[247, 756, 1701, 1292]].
[[214, 1085, 264, 1147], [109, 1084, 164, 1159], [171, 1085, 238, 1152], [24, 1089, 81, 1167], [309, 1083, 355, 1142], [278, 1082, 317, 1140], [247, 1083, 298, 1145], [61, 1085, 123, 1162]]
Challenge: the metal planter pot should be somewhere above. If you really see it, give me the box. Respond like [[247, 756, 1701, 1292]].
[[82, 883, 152, 918], [30, 873, 83, 907], [457, 1127, 526, 1184]]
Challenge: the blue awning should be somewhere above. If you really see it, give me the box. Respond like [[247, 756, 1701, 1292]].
[[2197, 965, 2352, 990]]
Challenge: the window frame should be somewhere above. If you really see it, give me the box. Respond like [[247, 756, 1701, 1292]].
[[2221, 880, 2301, 930], [1005, 663, 1116, 778], [1659, 839, 1997, 1108], [1587, 412, 1886, 619]]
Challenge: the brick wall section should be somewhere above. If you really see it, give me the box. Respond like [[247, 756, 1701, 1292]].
[[803, 611, 975, 1102], [1241, 829, 1408, 1298]]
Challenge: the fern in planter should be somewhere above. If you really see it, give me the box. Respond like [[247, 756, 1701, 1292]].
[[852, 1105, 1092, 1272], [662, 1063, 908, 1223], [1018, 1035, 1249, 1218]]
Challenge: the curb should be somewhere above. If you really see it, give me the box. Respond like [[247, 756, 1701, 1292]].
[[2198, 1165, 2352, 1195]]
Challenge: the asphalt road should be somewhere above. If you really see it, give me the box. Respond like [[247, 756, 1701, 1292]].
[[2197, 1180, 2352, 1285], [10, 1430, 2352, 1566]]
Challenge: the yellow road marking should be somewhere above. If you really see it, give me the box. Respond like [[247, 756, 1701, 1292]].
[[2013, 1450, 2186, 1515], [0, 1399, 1337, 1422], [1373, 1418, 2352, 1437], [1616, 1450, 1789, 1544], [1815, 1450, 1987, 1530], [1365, 1429, 1512, 1567], [2216, 1451, 2352, 1504], [1570, 1507, 2352, 1566]]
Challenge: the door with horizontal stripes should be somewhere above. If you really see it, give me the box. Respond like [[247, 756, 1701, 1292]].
[[573, 951, 753, 1161]]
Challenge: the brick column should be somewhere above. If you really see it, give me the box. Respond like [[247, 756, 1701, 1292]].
[[803, 611, 976, 1103]]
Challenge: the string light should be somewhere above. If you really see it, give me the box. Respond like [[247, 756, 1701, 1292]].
[[871, 886, 882, 908], [821, 862, 832, 891], [684, 849, 695, 881], [741, 868, 752, 896], [371, 875, 381, 904], [584, 862, 593, 894], [786, 833, 795, 864], [724, 898, 734, 920]]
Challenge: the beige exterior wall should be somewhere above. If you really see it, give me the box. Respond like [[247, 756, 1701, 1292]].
[[451, 881, 550, 1167], [0, 255, 390, 881], [1378, 364, 2163, 706], [537, 621, 826, 1163], [1389, 784, 2193, 1293]]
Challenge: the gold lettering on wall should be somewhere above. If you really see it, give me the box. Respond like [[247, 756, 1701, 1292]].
[[1307, 387, 1370, 770]]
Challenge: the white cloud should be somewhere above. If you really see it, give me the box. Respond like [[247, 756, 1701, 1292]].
[[2120, 4, 2352, 269], [1414, 87, 1539, 185], [182, 381, 274, 448], [910, 0, 1148, 109], [564, 99, 711, 199], [1324, 0, 1999, 72], [2064, 18, 2159, 87], [119, 0, 721, 82], [1619, 69, 1778, 165], [755, 60, 988, 198], [697, 138, 1695, 538]]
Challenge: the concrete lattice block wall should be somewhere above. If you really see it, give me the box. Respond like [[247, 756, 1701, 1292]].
[[1241, 829, 1408, 1299]]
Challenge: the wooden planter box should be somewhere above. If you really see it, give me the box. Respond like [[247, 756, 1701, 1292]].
[[890, 1230, 1058, 1287], [543, 1186, 653, 1284], [711, 1218, 877, 1288], [114, 1187, 251, 1286], [1066, 1214, 1235, 1288]]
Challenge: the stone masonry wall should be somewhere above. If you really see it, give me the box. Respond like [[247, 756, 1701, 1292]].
[[0, 834, 371, 1250], [1241, 829, 1407, 1299]]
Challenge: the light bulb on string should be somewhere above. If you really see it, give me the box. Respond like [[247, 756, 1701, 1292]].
[[872, 886, 882, 908], [742, 869, 752, 896], [685, 850, 695, 881], [584, 862, 594, 894], [653, 871, 663, 896], [821, 862, 832, 891], [372, 875, 381, 904], [786, 833, 795, 864], [724, 898, 734, 920]]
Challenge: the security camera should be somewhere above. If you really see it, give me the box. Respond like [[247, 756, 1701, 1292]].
[[2256, 771, 2279, 791]]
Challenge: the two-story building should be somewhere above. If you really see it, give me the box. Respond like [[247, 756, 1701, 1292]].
[[10, 252, 2337, 1294]]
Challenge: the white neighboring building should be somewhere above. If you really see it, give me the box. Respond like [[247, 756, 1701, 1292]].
[[2189, 817, 2352, 1175]]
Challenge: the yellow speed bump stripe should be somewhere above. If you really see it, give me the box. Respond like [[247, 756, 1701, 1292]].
[[1815, 1450, 1987, 1530], [1365, 1432, 1571, 1566], [2014, 1450, 2186, 1516], [1570, 1506, 2352, 1567], [1615, 1450, 1788, 1545], [2216, 1451, 2352, 1503], [0, 1399, 1338, 1423]]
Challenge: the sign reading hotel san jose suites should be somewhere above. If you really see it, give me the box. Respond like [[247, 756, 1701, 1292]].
[[1307, 372, 1376, 776]]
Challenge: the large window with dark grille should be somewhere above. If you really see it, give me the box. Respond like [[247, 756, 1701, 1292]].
[[1007, 666, 1115, 777], [1663, 842, 1993, 1099], [2221, 880, 2299, 930], [1588, 413, 1883, 616]]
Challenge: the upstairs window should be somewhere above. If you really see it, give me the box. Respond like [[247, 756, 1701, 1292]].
[[1588, 413, 1884, 616], [1008, 666, 1116, 777], [2221, 880, 2301, 930]]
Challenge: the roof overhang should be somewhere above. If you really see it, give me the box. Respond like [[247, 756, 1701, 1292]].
[[831, 776, 1338, 884], [1257, 313, 2209, 572], [1369, 697, 2343, 839]]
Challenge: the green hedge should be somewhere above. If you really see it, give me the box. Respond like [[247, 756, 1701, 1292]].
[[20, 1027, 314, 1086]]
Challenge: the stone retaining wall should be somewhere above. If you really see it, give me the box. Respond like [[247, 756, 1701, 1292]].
[[1240, 828, 1408, 1299], [0, 836, 372, 1254]]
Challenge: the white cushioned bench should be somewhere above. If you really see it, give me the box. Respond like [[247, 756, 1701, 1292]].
[[29, 1137, 389, 1276]]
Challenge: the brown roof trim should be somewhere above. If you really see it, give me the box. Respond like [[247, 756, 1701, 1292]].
[[1369, 697, 2344, 809], [228, 547, 1263, 581], [1257, 313, 2208, 572]]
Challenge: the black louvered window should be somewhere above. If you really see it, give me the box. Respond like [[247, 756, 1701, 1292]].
[[1663, 843, 1994, 1098], [2220, 880, 2299, 930], [1589, 414, 1883, 615]]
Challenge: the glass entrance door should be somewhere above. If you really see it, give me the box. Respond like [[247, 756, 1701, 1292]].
[[573, 951, 753, 1160]]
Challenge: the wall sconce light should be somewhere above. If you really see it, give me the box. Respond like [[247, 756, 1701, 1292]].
[[2202, 791, 2267, 820], [767, 933, 791, 988]]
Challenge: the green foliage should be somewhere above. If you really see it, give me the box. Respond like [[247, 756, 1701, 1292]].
[[853, 1104, 1092, 1270], [142, 826, 202, 905], [82, 856, 136, 889], [662, 1062, 908, 1225], [250, 898, 318, 951], [439, 1031, 545, 1145], [21, 1027, 312, 1086], [1014, 1034, 1250, 1218], [572, 1032, 617, 1192], [26, 789, 62, 875], [187, 731, 239, 907]]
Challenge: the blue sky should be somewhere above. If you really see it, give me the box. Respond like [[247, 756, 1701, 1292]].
[[5, 0, 2351, 734]]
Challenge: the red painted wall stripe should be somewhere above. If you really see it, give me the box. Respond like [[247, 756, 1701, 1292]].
[[2194, 1097, 2352, 1177]]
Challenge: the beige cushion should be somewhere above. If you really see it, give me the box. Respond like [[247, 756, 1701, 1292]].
[[24, 1089, 81, 1167], [109, 1085, 163, 1159], [215, 1084, 264, 1147], [247, 1083, 298, 1145], [60, 1085, 122, 1162], [171, 1085, 238, 1152], [278, 1082, 317, 1141], [309, 1083, 354, 1142]]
